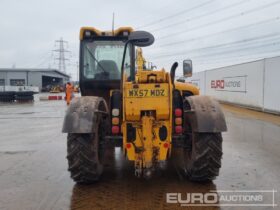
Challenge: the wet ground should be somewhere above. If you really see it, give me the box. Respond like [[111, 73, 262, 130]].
[[0, 94, 279, 210]]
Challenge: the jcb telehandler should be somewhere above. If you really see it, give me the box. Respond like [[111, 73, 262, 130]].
[[62, 27, 227, 183]]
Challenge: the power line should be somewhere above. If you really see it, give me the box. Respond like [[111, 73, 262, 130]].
[[34, 54, 53, 68], [22, 51, 49, 68], [150, 0, 251, 32], [157, 0, 280, 40], [132, 2, 178, 26], [155, 48, 280, 73], [194, 48, 280, 67], [154, 16, 280, 48], [53, 38, 70, 73], [150, 33, 280, 59], [193, 40, 280, 59], [194, 49, 280, 69], [30, 52, 53, 68], [197, 44, 280, 62], [136, 0, 215, 29], [152, 39, 280, 61]]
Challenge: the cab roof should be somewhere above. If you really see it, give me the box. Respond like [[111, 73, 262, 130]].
[[80, 27, 134, 40]]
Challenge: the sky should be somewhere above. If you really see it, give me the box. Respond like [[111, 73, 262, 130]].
[[1, 0, 280, 80]]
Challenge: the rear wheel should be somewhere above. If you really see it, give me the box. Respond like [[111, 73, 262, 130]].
[[67, 116, 106, 184], [183, 133, 223, 181]]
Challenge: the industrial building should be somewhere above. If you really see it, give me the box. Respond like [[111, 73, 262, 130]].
[[0, 68, 70, 91]]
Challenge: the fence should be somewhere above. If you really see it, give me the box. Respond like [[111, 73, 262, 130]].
[[0, 86, 39, 93], [186, 56, 280, 114]]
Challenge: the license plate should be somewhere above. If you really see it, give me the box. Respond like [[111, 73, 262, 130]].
[[127, 89, 167, 97]]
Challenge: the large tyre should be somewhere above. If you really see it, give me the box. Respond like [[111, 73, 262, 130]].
[[67, 116, 106, 184], [183, 133, 223, 181]]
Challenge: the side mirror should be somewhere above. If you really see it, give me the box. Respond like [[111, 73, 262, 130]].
[[121, 31, 154, 91], [151, 65, 157, 70], [128, 31, 154, 47], [183, 59, 193, 77]]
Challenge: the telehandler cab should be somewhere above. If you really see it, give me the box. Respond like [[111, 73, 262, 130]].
[[62, 27, 227, 183]]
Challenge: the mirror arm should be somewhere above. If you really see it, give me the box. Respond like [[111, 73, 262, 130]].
[[170, 62, 178, 89], [120, 41, 130, 93]]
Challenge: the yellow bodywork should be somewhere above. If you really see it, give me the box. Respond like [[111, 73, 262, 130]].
[[124, 83, 170, 121], [123, 69, 173, 171], [80, 26, 200, 175], [175, 81, 199, 96], [122, 48, 199, 173], [136, 48, 146, 71]]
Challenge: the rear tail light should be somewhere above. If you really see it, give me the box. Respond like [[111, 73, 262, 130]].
[[112, 126, 120, 134], [112, 108, 119, 117], [111, 91, 121, 135], [112, 117, 119, 125], [175, 126, 183, 134], [174, 108, 183, 134], [175, 117, 182, 125], [175, 108, 182, 117]]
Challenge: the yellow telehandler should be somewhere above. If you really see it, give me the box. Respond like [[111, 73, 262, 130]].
[[62, 27, 227, 183]]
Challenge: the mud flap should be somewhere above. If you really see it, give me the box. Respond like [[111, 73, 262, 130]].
[[62, 96, 108, 133], [184, 95, 227, 133]]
